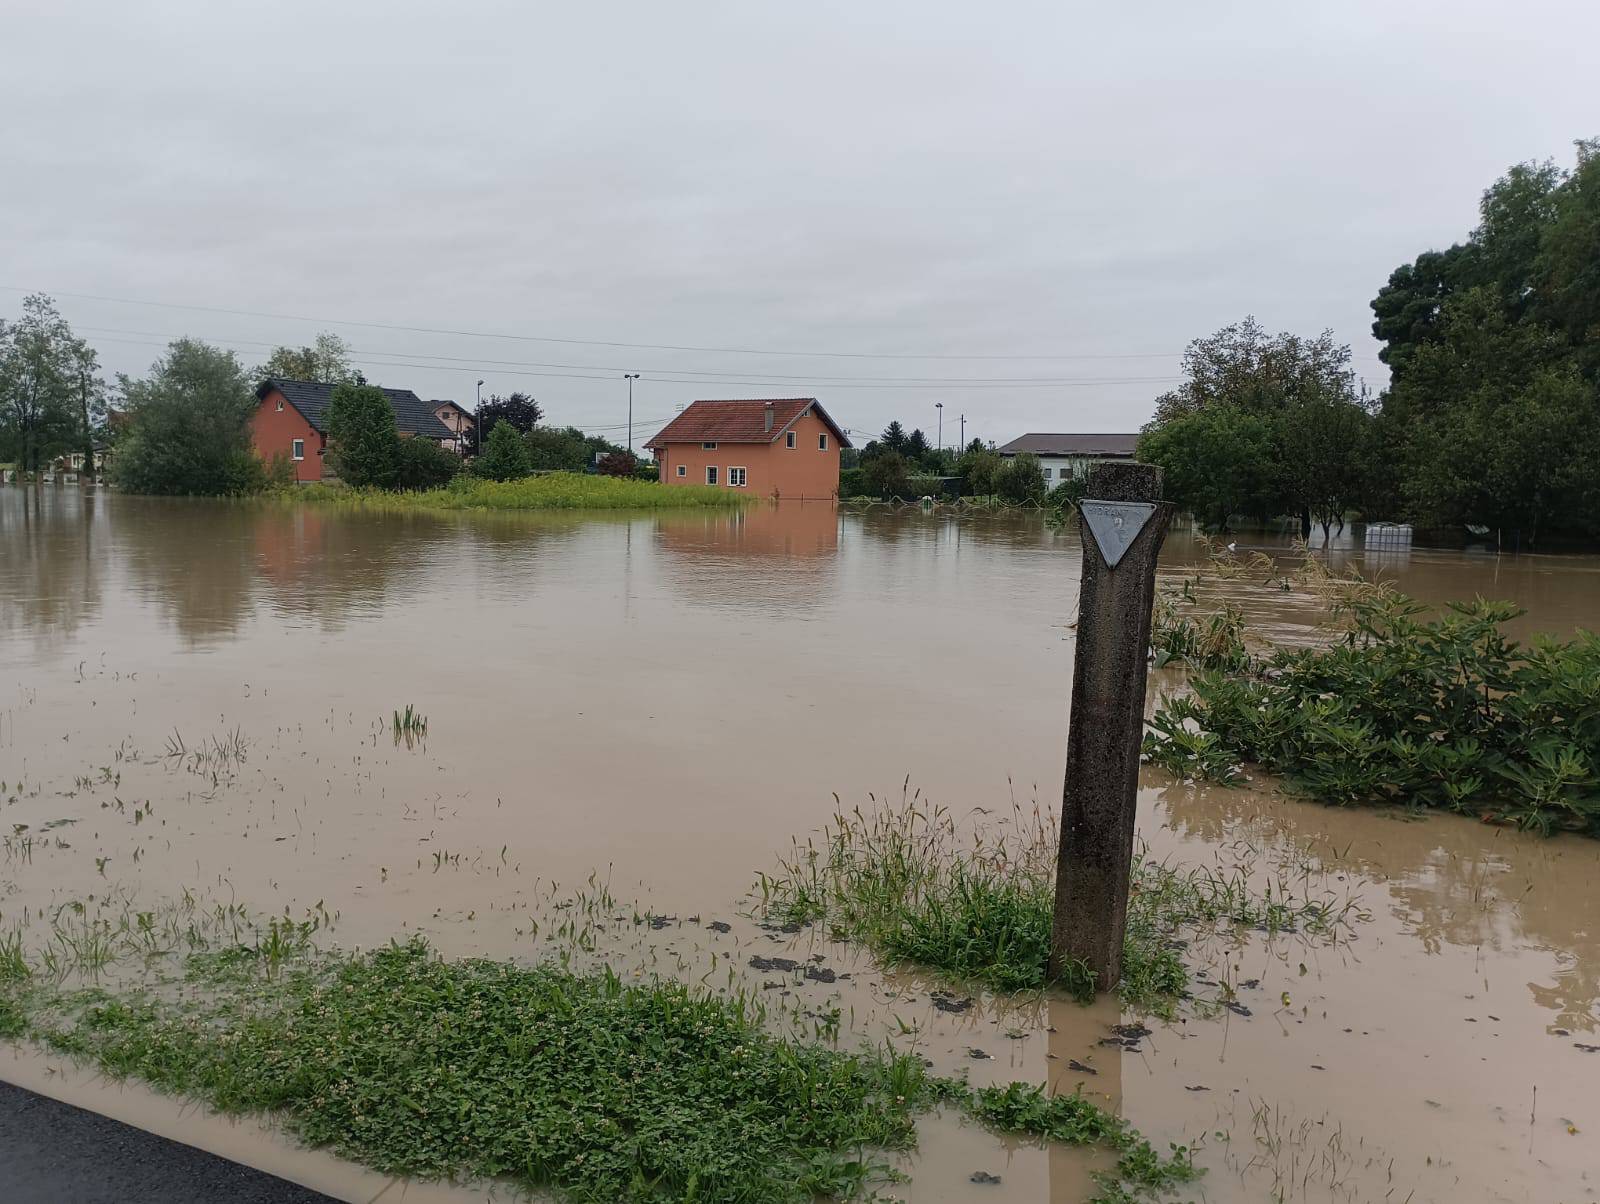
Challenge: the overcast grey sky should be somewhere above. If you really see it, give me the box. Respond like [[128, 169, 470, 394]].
[[3, 1, 1595, 449]]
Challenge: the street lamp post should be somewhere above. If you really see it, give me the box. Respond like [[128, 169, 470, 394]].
[[935, 402, 944, 453], [624, 373, 640, 455], [476, 379, 485, 454]]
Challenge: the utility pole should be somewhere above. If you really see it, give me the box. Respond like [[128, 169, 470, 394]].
[[623, 373, 641, 455], [935, 401, 943, 453], [475, 379, 485, 454], [1049, 462, 1171, 991]]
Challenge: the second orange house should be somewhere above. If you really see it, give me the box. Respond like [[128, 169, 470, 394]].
[[645, 398, 850, 500]]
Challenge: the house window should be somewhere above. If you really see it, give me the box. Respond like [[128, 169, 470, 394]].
[[275, 399, 284, 412], [291, 439, 305, 460], [818, 433, 828, 451], [702, 441, 718, 450], [706, 466, 719, 485], [1043, 467, 1053, 480], [676, 464, 686, 478], [785, 431, 796, 449], [728, 467, 747, 487]]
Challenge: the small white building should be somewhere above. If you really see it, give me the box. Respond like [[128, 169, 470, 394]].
[[994, 433, 1139, 483]]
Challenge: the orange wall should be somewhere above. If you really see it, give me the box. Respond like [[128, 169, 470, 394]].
[[655, 410, 841, 500], [251, 389, 325, 482]]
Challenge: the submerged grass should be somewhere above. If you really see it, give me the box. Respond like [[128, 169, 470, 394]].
[[3, 936, 1195, 1203], [296, 472, 747, 512], [757, 786, 1354, 1010]]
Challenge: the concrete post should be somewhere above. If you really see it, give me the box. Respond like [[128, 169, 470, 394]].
[[1049, 462, 1171, 990]]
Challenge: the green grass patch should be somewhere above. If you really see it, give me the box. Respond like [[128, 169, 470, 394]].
[[296, 472, 747, 511], [1145, 594, 1600, 835], [757, 792, 1352, 1010], [12, 937, 1195, 1202]]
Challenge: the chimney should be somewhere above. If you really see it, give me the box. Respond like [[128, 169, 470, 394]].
[[764, 401, 774, 433]]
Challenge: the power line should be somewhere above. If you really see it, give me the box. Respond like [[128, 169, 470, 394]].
[[2, 284, 1190, 363], [81, 329, 1182, 391]]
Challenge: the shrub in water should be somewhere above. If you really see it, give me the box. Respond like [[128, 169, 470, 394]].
[[1145, 593, 1600, 834]]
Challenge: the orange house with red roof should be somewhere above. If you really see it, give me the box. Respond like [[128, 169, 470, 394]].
[[645, 399, 850, 500]]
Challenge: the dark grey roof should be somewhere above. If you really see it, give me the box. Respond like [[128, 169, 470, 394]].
[[995, 432, 1139, 457], [258, 379, 454, 440]]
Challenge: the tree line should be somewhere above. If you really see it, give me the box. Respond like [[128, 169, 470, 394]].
[[0, 308, 640, 495], [1140, 138, 1600, 543], [844, 421, 1062, 503]]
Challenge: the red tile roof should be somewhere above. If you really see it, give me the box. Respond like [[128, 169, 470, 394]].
[[645, 399, 851, 449]]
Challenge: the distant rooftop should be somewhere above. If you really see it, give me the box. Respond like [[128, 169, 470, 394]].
[[646, 399, 852, 449], [258, 379, 454, 440], [994, 433, 1139, 457]]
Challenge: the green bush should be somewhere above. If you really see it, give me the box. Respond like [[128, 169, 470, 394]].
[[475, 420, 533, 481], [994, 452, 1046, 503], [324, 383, 399, 488], [1047, 476, 1087, 509], [838, 467, 868, 497], [862, 451, 912, 498], [1145, 594, 1600, 834], [957, 447, 1003, 496], [112, 339, 262, 496], [393, 437, 462, 492]]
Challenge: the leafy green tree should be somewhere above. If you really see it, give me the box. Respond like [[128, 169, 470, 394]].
[[325, 383, 400, 488], [255, 333, 358, 384], [862, 450, 912, 498], [994, 452, 1046, 504], [476, 420, 533, 481], [1371, 140, 1600, 540], [524, 424, 625, 471], [957, 446, 1003, 496], [1273, 396, 1378, 540], [393, 436, 462, 491], [1150, 317, 1356, 425], [1474, 159, 1565, 314], [1536, 139, 1600, 368], [0, 293, 93, 472], [112, 339, 262, 496], [1369, 245, 1477, 380], [475, 392, 543, 444], [1393, 291, 1596, 541], [1137, 406, 1278, 531]]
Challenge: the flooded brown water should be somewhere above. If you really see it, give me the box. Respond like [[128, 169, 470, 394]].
[[2, 486, 1599, 1203]]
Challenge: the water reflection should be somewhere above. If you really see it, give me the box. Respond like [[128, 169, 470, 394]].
[[0, 487, 104, 648], [1149, 774, 1600, 1032], [654, 502, 840, 614]]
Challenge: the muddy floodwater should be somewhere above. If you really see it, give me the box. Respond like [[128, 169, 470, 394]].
[[3, 487, 1599, 1203]]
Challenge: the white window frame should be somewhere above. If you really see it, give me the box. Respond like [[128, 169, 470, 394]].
[[291, 438, 305, 461], [728, 466, 747, 487], [705, 465, 718, 486], [702, 441, 718, 450], [275, 399, 284, 412], [785, 431, 796, 449], [818, 433, 828, 451], [676, 464, 686, 478]]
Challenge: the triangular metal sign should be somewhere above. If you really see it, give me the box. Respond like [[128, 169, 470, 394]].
[[1080, 500, 1157, 569]]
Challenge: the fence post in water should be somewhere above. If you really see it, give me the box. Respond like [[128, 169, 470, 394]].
[[1049, 462, 1171, 991]]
